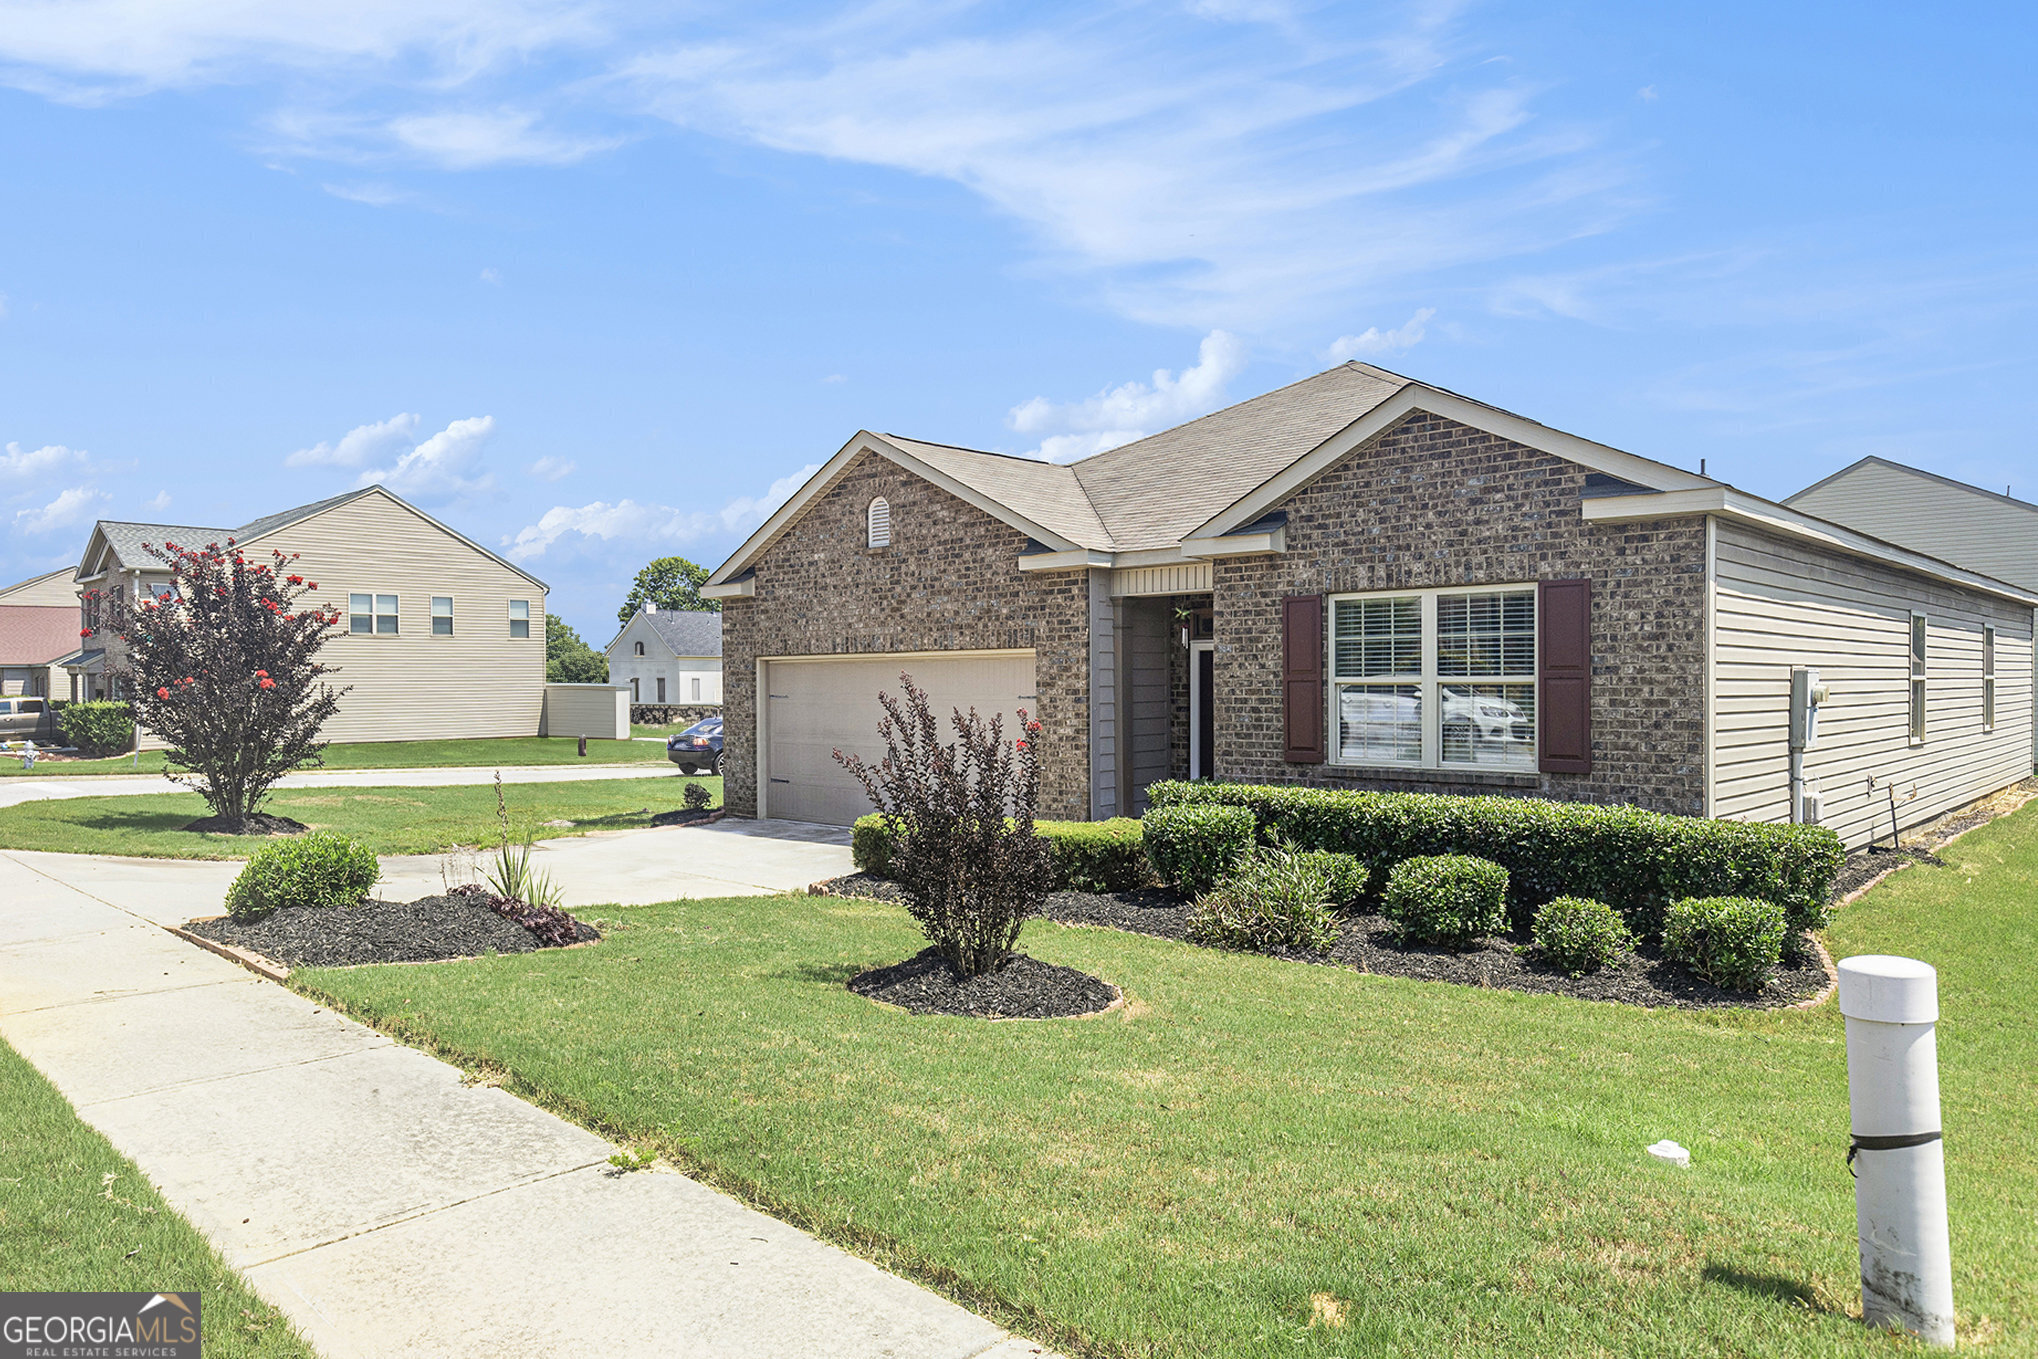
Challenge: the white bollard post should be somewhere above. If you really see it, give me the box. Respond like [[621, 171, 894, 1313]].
[[1837, 955, 1955, 1347]]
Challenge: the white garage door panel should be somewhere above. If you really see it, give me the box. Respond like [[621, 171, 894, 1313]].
[[764, 653, 1038, 826]]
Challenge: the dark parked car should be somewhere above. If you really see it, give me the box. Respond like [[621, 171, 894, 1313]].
[[666, 717, 723, 775]]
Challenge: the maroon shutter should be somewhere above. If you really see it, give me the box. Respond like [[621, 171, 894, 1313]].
[[1538, 578, 1591, 774], [1282, 594, 1326, 763]]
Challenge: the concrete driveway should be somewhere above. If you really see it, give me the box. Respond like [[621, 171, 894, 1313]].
[[0, 817, 854, 926], [0, 843, 1046, 1359]]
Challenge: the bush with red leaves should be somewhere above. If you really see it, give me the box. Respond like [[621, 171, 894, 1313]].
[[447, 883, 586, 948]]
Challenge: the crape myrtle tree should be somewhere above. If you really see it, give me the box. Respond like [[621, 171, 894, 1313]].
[[835, 673, 1054, 977], [94, 539, 347, 831]]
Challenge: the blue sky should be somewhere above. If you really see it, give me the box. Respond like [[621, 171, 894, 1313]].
[[2, 1, 2031, 640]]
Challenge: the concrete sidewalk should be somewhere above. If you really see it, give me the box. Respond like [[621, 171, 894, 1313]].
[[0, 851, 1046, 1359], [0, 816, 853, 919], [0, 761, 687, 810]]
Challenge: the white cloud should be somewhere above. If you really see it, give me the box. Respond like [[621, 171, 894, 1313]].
[[384, 108, 618, 169], [358, 414, 495, 499], [1007, 331, 1248, 462], [142, 490, 172, 512], [527, 455, 576, 481], [1324, 307, 1436, 362], [480, 266, 502, 285], [0, 441, 82, 477], [506, 462, 819, 561], [287, 412, 420, 469], [14, 485, 106, 534], [323, 181, 410, 207]]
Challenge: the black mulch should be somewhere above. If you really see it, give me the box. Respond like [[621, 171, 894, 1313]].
[[187, 894, 599, 968], [1830, 846, 1944, 902], [182, 813, 308, 836], [815, 872, 1828, 1011], [650, 807, 724, 828], [850, 946, 1120, 1019]]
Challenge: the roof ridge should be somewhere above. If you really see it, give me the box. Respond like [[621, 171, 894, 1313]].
[[1065, 361, 1411, 471], [1790, 455, 2038, 517]]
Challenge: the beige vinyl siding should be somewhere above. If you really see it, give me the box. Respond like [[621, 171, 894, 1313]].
[[1789, 460, 2038, 592], [1711, 520, 2033, 848], [249, 493, 547, 743], [0, 569, 82, 608], [537, 684, 630, 739]]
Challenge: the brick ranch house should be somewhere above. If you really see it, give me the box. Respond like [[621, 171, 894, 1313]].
[[704, 363, 2035, 848]]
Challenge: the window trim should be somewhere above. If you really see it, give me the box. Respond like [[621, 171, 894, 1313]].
[[1982, 623, 1996, 733], [1326, 582, 1539, 772], [509, 599, 531, 639], [430, 595, 455, 638], [1908, 611, 1928, 744], [349, 591, 401, 637]]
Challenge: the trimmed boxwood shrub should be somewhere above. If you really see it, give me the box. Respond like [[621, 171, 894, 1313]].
[[1383, 855, 1510, 947], [852, 814, 1152, 893], [224, 831, 379, 923], [1662, 896, 1785, 992], [1532, 897, 1630, 976], [1188, 848, 1341, 954], [1142, 804, 1255, 897], [1145, 781, 1841, 949], [59, 700, 134, 757]]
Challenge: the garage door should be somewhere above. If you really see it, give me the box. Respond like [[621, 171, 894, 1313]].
[[763, 652, 1038, 825]]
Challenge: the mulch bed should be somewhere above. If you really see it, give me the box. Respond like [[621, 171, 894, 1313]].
[[187, 895, 599, 968], [650, 807, 724, 828], [815, 872, 1828, 1011], [1830, 846, 1943, 903], [850, 946, 1120, 1019], [181, 813, 308, 836]]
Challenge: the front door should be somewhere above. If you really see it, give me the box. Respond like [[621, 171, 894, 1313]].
[[1190, 641, 1215, 779]]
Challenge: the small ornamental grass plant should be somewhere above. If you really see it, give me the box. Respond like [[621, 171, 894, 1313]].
[[836, 673, 1055, 978], [482, 773, 563, 910], [1531, 897, 1630, 976], [1188, 846, 1356, 955], [1382, 854, 1510, 949], [1142, 803, 1254, 897], [224, 831, 378, 922], [1662, 896, 1785, 992]]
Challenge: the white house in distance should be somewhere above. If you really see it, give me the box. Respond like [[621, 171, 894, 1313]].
[[62, 485, 559, 743], [606, 607, 723, 705]]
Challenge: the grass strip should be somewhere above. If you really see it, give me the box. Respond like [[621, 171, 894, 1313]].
[[0, 1037, 312, 1357], [0, 735, 673, 777]]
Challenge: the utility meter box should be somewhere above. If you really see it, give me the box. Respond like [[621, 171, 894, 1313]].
[[1789, 667, 1828, 751]]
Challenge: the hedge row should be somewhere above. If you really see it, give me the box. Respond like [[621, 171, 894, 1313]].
[[852, 814, 1151, 894], [1144, 781, 1843, 945]]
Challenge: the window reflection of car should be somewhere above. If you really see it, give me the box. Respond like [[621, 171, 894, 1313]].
[[1442, 690, 1533, 757], [1338, 688, 1421, 762]]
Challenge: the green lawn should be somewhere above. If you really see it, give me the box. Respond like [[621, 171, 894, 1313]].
[[290, 805, 2038, 1358], [0, 1037, 312, 1357], [0, 775, 719, 859], [0, 735, 671, 777]]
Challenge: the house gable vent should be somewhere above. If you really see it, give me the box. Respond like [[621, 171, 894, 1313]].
[[867, 497, 893, 548]]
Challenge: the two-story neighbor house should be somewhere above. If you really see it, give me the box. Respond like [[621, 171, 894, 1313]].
[[0, 567, 85, 697], [605, 607, 723, 706], [62, 485, 551, 743], [1788, 457, 2038, 593], [704, 363, 2035, 846]]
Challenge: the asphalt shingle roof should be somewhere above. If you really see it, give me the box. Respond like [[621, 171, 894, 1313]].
[[879, 363, 1412, 554], [0, 605, 81, 664], [640, 609, 723, 657]]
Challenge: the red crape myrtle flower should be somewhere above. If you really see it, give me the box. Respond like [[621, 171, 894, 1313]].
[[156, 687, 171, 699], [259, 678, 276, 689]]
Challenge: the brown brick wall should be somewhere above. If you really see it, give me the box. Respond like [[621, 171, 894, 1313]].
[[719, 451, 1094, 820], [1214, 412, 1709, 814]]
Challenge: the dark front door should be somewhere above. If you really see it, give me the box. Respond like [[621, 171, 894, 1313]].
[[1195, 647, 1215, 779]]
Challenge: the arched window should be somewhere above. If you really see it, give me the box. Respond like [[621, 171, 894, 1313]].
[[867, 496, 892, 548], [634, 641, 645, 656]]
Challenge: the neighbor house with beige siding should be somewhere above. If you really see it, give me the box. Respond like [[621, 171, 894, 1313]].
[[64, 486, 549, 744], [706, 362, 2035, 846]]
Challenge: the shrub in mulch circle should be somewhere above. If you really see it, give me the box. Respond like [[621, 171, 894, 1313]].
[[447, 883, 589, 948], [683, 781, 713, 811], [225, 831, 380, 922], [1381, 855, 1510, 949], [1662, 896, 1785, 992], [1531, 896, 1630, 977]]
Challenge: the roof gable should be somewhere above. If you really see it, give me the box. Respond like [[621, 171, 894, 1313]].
[[610, 608, 722, 658]]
